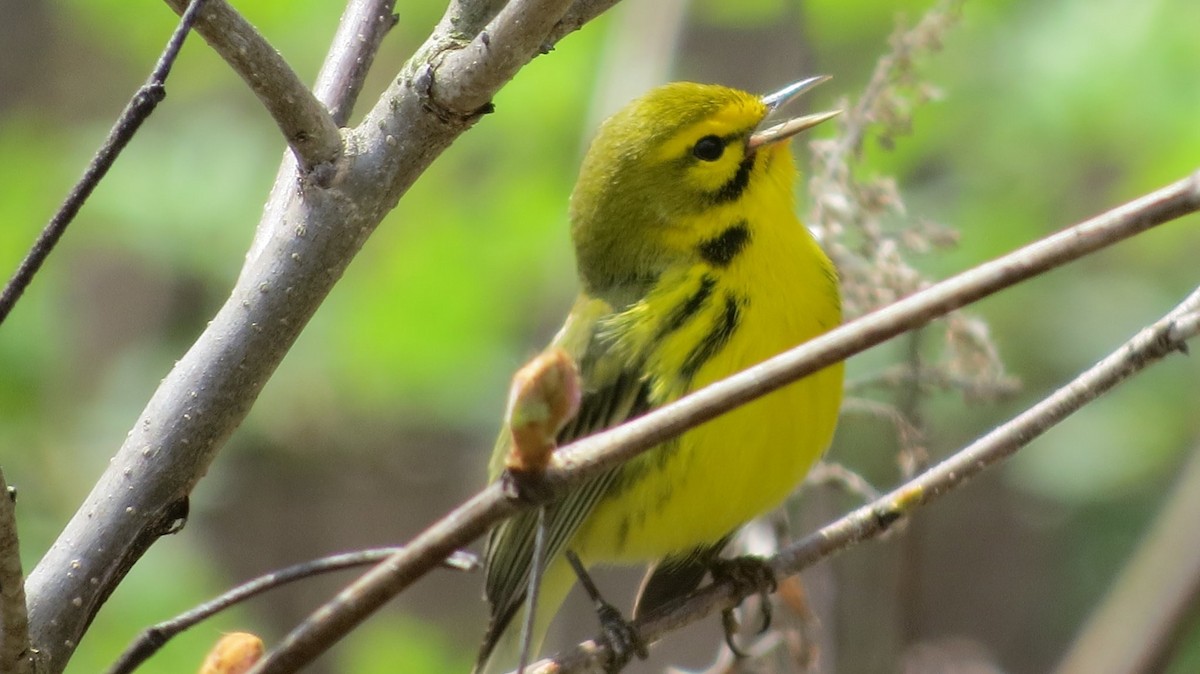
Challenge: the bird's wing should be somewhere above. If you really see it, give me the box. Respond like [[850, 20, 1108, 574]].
[[632, 533, 733, 619], [480, 294, 653, 660]]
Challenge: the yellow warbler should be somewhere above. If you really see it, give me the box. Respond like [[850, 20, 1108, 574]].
[[476, 78, 844, 672]]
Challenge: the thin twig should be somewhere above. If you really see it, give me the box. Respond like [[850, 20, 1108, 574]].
[[161, 0, 343, 170], [247, 173, 1199, 674], [1053, 443, 1200, 674], [538, 285, 1200, 673], [0, 0, 208, 328], [104, 548, 476, 674], [0, 472, 31, 674]]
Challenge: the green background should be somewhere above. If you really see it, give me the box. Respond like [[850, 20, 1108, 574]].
[[0, 0, 1197, 672]]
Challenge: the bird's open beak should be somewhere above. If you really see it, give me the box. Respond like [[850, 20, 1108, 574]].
[[748, 76, 840, 150]]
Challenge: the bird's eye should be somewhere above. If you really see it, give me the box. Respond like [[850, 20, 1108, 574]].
[[692, 135, 725, 162]]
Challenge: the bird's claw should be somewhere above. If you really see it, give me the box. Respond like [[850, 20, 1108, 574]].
[[596, 600, 648, 673], [565, 550, 648, 673], [711, 555, 777, 657]]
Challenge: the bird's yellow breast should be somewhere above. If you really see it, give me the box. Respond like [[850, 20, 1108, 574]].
[[574, 172, 843, 563]]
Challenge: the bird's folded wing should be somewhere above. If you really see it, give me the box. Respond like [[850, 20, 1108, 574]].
[[481, 294, 653, 655]]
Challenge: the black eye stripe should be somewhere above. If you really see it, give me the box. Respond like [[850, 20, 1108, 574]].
[[692, 135, 725, 161]]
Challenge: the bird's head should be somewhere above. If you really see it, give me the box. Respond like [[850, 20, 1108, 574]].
[[569, 78, 837, 303]]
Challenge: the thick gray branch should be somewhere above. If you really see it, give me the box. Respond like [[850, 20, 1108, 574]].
[[245, 173, 1200, 674], [23, 0, 619, 671]]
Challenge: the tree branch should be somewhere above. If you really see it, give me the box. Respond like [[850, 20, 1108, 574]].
[[245, 173, 1199, 674], [23, 1, 625, 671], [313, 0, 398, 126], [0, 472, 31, 674], [538, 284, 1200, 673], [162, 0, 343, 170]]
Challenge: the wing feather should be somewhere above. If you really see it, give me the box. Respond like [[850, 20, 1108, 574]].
[[480, 294, 651, 659]]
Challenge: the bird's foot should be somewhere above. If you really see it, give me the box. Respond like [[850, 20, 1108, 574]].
[[565, 551, 648, 673], [595, 599, 648, 673], [710, 555, 776, 658]]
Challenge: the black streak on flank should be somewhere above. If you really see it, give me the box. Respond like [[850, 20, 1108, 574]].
[[658, 274, 716, 338], [698, 221, 751, 267], [615, 517, 630, 553], [681, 292, 743, 381]]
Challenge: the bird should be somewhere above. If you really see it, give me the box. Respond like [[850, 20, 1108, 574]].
[[475, 77, 844, 673]]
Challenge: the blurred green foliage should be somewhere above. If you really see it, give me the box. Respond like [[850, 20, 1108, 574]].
[[1, 0, 1198, 672], [338, 614, 473, 674]]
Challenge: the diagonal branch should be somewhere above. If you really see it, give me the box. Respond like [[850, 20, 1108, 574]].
[[243, 173, 1200, 674], [313, 0, 398, 127], [540, 284, 1200, 673], [161, 0, 343, 170]]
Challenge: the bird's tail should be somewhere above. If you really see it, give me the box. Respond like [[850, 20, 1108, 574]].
[[474, 554, 578, 674]]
